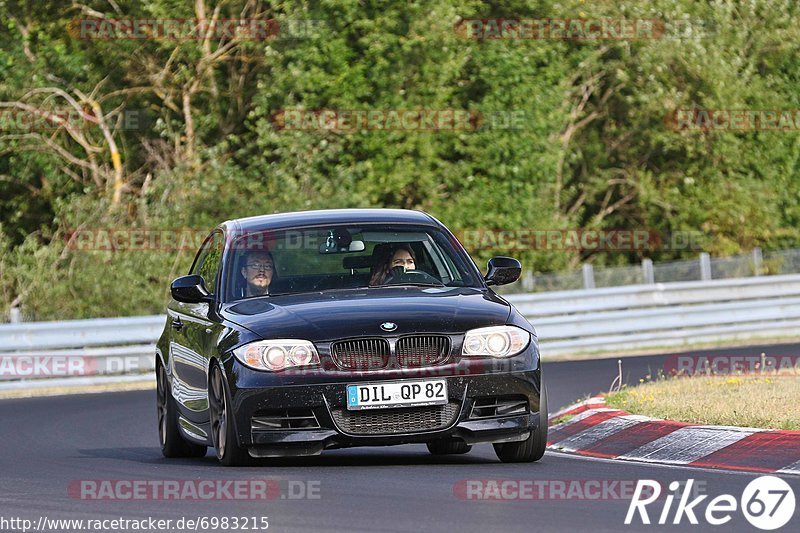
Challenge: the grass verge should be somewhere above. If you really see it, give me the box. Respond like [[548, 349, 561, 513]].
[[606, 373, 800, 430]]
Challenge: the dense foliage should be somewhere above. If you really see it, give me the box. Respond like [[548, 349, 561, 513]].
[[2, 0, 799, 319]]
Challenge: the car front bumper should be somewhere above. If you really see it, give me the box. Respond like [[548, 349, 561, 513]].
[[224, 358, 543, 457]]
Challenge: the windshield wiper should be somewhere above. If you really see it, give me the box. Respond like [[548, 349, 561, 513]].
[[375, 282, 445, 288]]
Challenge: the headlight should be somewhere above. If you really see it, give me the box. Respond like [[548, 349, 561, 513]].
[[462, 326, 530, 358], [233, 340, 320, 372]]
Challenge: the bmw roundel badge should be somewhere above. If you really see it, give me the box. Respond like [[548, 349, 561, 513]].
[[380, 322, 398, 332]]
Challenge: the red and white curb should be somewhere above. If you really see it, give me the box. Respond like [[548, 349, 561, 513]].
[[547, 396, 800, 475]]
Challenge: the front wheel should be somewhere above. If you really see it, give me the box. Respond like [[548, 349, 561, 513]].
[[494, 383, 548, 463], [157, 363, 207, 458], [209, 365, 251, 466]]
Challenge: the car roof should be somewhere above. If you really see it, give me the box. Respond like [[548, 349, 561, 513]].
[[224, 208, 440, 234]]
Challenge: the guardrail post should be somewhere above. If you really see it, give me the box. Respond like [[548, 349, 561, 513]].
[[642, 258, 654, 284], [699, 252, 712, 281], [582, 263, 595, 289], [9, 307, 21, 324], [753, 247, 763, 276], [522, 271, 534, 291]]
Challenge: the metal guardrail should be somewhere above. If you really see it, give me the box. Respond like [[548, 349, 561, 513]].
[[500, 247, 800, 293], [0, 316, 164, 381], [1, 274, 799, 384], [1, 315, 164, 351], [506, 273, 800, 355]]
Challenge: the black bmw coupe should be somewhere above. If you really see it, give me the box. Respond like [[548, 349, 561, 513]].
[[156, 209, 546, 465]]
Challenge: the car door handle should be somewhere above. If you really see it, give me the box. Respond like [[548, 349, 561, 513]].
[[171, 318, 184, 331]]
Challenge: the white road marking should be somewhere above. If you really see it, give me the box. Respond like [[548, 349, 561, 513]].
[[550, 396, 605, 420], [777, 459, 800, 474], [618, 426, 761, 464], [545, 450, 797, 477], [550, 414, 651, 452], [549, 407, 620, 431]]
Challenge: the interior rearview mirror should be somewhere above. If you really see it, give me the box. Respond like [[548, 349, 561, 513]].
[[319, 228, 365, 253]]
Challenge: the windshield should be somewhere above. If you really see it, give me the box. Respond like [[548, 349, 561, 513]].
[[225, 224, 480, 300]]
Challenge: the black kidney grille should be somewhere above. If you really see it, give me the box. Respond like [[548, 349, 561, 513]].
[[331, 338, 390, 370], [395, 335, 450, 368], [331, 403, 460, 435]]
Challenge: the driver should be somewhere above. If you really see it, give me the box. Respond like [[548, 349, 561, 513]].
[[369, 244, 416, 286], [240, 250, 274, 297]]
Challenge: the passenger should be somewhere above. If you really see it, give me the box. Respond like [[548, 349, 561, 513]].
[[369, 244, 416, 286], [241, 251, 274, 297]]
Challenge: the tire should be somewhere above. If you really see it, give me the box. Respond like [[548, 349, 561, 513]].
[[493, 383, 548, 463], [157, 362, 207, 458], [426, 440, 472, 455], [209, 364, 252, 466]]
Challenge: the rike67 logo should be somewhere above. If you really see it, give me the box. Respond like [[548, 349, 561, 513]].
[[626, 476, 796, 530]]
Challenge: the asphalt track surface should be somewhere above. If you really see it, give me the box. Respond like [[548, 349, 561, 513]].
[[2, 343, 799, 532]]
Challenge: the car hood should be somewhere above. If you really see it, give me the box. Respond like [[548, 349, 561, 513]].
[[221, 287, 511, 342]]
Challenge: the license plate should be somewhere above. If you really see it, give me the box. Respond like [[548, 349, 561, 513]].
[[346, 379, 448, 410]]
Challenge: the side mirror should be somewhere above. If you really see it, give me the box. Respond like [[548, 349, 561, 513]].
[[484, 257, 522, 286], [171, 275, 213, 304]]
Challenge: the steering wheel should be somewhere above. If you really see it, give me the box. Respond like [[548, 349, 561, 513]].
[[384, 267, 443, 285]]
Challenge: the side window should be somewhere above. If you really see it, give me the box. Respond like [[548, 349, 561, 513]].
[[191, 231, 224, 294], [427, 235, 464, 285]]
